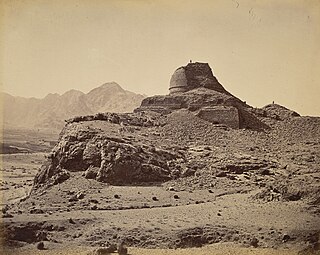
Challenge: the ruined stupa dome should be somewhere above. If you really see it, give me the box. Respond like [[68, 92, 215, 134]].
[[169, 62, 228, 94]]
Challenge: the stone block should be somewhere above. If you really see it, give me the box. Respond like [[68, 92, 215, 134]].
[[197, 106, 239, 129]]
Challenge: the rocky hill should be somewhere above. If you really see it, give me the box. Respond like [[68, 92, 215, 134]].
[[2, 82, 145, 130], [3, 62, 320, 253]]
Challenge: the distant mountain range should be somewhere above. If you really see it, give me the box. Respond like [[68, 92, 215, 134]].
[[2, 82, 145, 130]]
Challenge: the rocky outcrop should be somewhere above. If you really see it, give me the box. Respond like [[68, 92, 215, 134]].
[[262, 104, 300, 120], [66, 112, 164, 127], [33, 114, 185, 188]]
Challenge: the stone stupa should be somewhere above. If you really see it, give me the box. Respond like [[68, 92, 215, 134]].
[[169, 62, 229, 95], [135, 61, 267, 130]]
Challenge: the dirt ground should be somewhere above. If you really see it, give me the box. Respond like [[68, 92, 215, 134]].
[[2, 165, 319, 254], [1, 242, 308, 255], [1, 153, 46, 204]]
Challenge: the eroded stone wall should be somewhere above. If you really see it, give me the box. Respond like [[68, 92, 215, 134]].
[[196, 106, 240, 129]]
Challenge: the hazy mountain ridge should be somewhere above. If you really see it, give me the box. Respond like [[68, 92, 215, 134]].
[[2, 82, 145, 130]]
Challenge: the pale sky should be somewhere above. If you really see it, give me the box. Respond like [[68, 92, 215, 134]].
[[1, 0, 319, 116]]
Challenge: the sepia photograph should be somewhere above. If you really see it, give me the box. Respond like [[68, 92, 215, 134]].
[[1, 0, 320, 254]]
